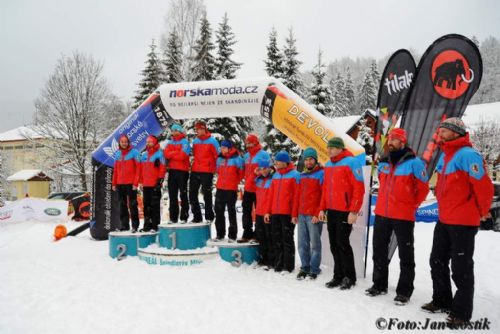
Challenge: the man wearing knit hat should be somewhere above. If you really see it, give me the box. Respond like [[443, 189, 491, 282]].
[[292, 147, 324, 280], [240, 134, 270, 243], [213, 140, 244, 242], [254, 158, 275, 269], [422, 117, 493, 327], [319, 137, 365, 290], [164, 123, 191, 224], [189, 120, 220, 223], [366, 128, 429, 306], [264, 151, 300, 274]]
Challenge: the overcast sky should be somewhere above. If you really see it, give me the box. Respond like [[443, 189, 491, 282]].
[[1, 0, 499, 132]]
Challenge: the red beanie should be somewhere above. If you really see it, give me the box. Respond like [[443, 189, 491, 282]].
[[194, 121, 207, 130], [388, 128, 407, 144], [147, 135, 159, 145], [246, 133, 259, 145]]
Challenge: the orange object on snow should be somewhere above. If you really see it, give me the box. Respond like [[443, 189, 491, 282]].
[[54, 225, 67, 241]]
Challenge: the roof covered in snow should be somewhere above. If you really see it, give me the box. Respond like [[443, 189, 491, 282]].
[[0, 126, 46, 142], [7, 169, 53, 182]]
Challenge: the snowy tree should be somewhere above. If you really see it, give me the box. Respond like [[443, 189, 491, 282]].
[[308, 49, 333, 116], [345, 67, 356, 114], [33, 51, 113, 191], [282, 27, 304, 96], [358, 71, 377, 113], [133, 40, 162, 109], [331, 73, 350, 117], [471, 35, 480, 47], [160, 0, 206, 80], [264, 27, 284, 79], [211, 12, 252, 145], [215, 13, 241, 80], [369, 60, 381, 90], [190, 14, 216, 81], [356, 116, 374, 163], [104, 96, 132, 134], [470, 119, 500, 178], [162, 30, 183, 83], [472, 36, 500, 104]]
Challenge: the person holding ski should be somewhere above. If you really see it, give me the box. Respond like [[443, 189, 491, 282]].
[[213, 140, 244, 242], [112, 134, 141, 232], [164, 123, 191, 224], [137, 135, 166, 232], [366, 128, 429, 305], [421, 118, 493, 327], [254, 158, 275, 269], [292, 147, 324, 280], [240, 134, 270, 243], [319, 137, 364, 290], [189, 121, 220, 223], [264, 151, 300, 274]]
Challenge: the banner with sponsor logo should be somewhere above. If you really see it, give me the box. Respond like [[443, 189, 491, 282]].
[[374, 50, 416, 159], [90, 77, 366, 240], [401, 34, 482, 175], [0, 198, 68, 223]]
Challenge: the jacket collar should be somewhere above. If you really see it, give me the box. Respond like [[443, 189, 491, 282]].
[[330, 149, 353, 163], [440, 133, 472, 158]]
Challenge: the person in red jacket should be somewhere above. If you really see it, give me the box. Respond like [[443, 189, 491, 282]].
[[421, 118, 494, 326], [292, 147, 324, 281], [240, 134, 270, 242], [366, 128, 429, 305], [254, 158, 275, 269], [264, 151, 300, 274], [164, 123, 191, 224], [319, 137, 365, 290], [112, 135, 140, 231], [189, 121, 220, 223], [138, 135, 166, 231], [212, 140, 244, 241]]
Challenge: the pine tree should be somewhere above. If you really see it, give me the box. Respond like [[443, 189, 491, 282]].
[[356, 116, 374, 162], [215, 13, 241, 80], [264, 27, 284, 79], [162, 30, 183, 83], [471, 35, 480, 48], [359, 70, 377, 112], [190, 14, 216, 81], [133, 40, 163, 109], [308, 49, 333, 116], [282, 27, 304, 96], [344, 67, 356, 114], [264, 28, 303, 160], [331, 73, 349, 117], [209, 13, 251, 149], [369, 60, 381, 90]]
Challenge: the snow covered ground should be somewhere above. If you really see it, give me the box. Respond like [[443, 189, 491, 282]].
[[0, 220, 499, 334]]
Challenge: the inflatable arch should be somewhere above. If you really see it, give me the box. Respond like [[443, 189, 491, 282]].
[[90, 77, 366, 241]]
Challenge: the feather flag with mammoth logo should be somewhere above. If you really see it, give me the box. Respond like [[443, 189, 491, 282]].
[[401, 34, 482, 175]]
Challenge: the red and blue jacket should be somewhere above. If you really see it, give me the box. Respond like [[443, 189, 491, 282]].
[[320, 149, 365, 213], [255, 172, 273, 216], [112, 147, 140, 187], [435, 134, 493, 227], [374, 148, 429, 221], [215, 148, 245, 191], [164, 133, 191, 172], [293, 165, 324, 218], [137, 146, 167, 187], [265, 164, 301, 216], [243, 145, 270, 193], [192, 132, 220, 174]]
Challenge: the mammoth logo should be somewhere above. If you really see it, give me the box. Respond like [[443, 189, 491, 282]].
[[103, 137, 119, 160], [431, 50, 474, 99]]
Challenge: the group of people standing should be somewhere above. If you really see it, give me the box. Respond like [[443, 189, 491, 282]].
[[111, 117, 493, 327]]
